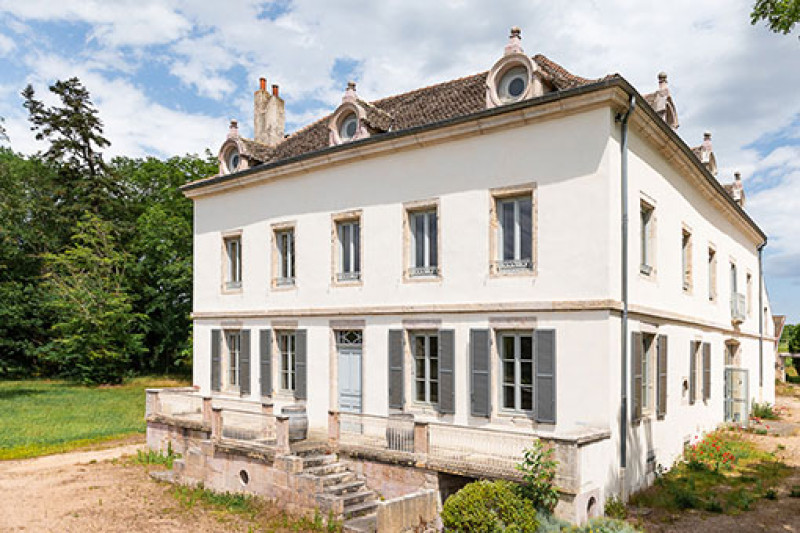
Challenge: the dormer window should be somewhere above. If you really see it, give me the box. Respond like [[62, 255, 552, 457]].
[[486, 28, 543, 109], [225, 147, 240, 174], [498, 66, 529, 103], [339, 113, 358, 141]]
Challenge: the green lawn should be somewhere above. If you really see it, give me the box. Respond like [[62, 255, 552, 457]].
[[0, 376, 189, 460]]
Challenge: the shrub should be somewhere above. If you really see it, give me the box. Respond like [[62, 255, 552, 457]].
[[563, 517, 642, 533], [516, 439, 559, 513], [764, 488, 777, 500], [704, 497, 723, 513], [684, 432, 737, 472], [751, 401, 779, 420], [440, 480, 538, 532], [790, 486, 800, 498], [604, 495, 627, 519], [135, 442, 179, 468]]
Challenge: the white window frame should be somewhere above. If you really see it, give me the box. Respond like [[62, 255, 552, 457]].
[[498, 331, 534, 413], [496, 196, 533, 272], [223, 234, 242, 292], [408, 209, 439, 278], [226, 330, 241, 391], [278, 331, 296, 392], [640, 333, 656, 414], [333, 214, 361, 284], [411, 332, 439, 405], [640, 201, 655, 275], [275, 228, 295, 287]]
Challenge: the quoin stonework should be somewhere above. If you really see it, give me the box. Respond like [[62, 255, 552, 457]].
[[146, 27, 778, 532]]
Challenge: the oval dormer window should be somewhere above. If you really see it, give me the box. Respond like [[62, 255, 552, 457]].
[[226, 148, 240, 173], [498, 66, 529, 103], [339, 113, 358, 141]]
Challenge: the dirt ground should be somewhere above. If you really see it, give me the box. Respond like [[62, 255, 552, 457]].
[[0, 437, 261, 532], [636, 386, 800, 532]]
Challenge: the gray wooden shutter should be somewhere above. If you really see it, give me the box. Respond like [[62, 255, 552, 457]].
[[388, 330, 404, 410], [239, 330, 251, 396], [211, 329, 221, 392], [657, 335, 668, 419], [631, 332, 643, 423], [470, 329, 491, 417], [295, 330, 307, 400], [438, 330, 455, 414], [702, 342, 711, 401], [260, 329, 272, 397], [689, 341, 697, 405], [535, 329, 556, 424]]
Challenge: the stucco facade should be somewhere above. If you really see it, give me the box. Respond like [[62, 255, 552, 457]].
[[158, 30, 777, 524]]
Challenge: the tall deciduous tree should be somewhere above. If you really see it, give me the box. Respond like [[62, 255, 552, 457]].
[[751, 0, 800, 36], [42, 214, 144, 384]]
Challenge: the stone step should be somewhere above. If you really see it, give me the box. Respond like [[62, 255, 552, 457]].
[[304, 462, 346, 476], [341, 490, 374, 508], [320, 471, 355, 487], [302, 453, 337, 468], [344, 500, 379, 520], [343, 514, 377, 533], [324, 480, 365, 496]]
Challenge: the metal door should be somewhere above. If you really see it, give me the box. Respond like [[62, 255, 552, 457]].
[[724, 367, 749, 427]]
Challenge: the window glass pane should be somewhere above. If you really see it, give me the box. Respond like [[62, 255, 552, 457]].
[[416, 380, 425, 402], [430, 382, 438, 403], [416, 358, 426, 378], [353, 223, 360, 273], [520, 335, 533, 360], [504, 386, 515, 409], [342, 224, 351, 273], [414, 214, 425, 268], [430, 357, 438, 378], [502, 202, 515, 260], [429, 335, 438, 358], [502, 335, 515, 361], [503, 362, 515, 384], [519, 197, 532, 260], [521, 386, 532, 411], [428, 212, 438, 268], [521, 362, 532, 385]]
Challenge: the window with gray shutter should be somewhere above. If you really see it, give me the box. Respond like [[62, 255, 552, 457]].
[[239, 330, 251, 396], [535, 329, 556, 424], [211, 329, 221, 392], [657, 335, 668, 419], [470, 329, 491, 417], [702, 342, 711, 401], [438, 330, 455, 414], [689, 341, 697, 405], [632, 332, 643, 423], [295, 330, 307, 400], [260, 330, 272, 397], [388, 330, 404, 410]]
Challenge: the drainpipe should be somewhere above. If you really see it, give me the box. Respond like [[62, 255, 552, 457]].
[[758, 240, 767, 397], [616, 94, 636, 499]]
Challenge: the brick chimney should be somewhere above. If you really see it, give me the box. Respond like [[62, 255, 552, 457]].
[[254, 77, 285, 146]]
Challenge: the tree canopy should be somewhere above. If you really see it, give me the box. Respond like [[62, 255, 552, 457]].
[[751, 0, 800, 36], [1, 77, 217, 383]]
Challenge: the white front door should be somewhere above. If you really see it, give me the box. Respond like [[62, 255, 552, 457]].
[[337, 331, 362, 413], [725, 367, 749, 426]]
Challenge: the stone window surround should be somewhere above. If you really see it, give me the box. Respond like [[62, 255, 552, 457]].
[[271, 221, 297, 290], [328, 102, 369, 146], [331, 210, 363, 287], [485, 53, 541, 109], [402, 198, 442, 283], [488, 183, 538, 278], [221, 229, 243, 294]]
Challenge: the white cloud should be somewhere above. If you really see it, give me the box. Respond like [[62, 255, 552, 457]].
[[0, 32, 15, 56]]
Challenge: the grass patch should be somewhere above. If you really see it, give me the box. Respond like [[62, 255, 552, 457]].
[[134, 443, 179, 469], [171, 484, 342, 532], [630, 430, 791, 515], [751, 401, 779, 420], [0, 376, 189, 460]]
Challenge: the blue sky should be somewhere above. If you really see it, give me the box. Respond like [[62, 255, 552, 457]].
[[0, 1, 798, 322]]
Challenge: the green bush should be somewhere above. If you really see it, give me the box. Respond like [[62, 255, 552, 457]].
[[440, 480, 538, 532], [603, 495, 627, 519], [516, 439, 559, 513], [565, 517, 642, 533], [751, 401, 779, 420]]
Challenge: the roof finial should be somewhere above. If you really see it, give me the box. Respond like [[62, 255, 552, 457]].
[[658, 72, 668, 91], [343, 81, 357, 103], [734, 171, 741, 181], [504, 26, 524, 55], [704, 131, 712, 140]]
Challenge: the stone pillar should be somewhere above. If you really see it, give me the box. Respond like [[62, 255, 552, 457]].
[[261, 401, 274, 416], [262, 402, 274, 440], [145, 389, 161, 418], [202, 396, 213, 425], [211, 407, 223, 441], [328, 410, 340, 450], [414, 421, 429, 456], [275, 415, 291, 455]]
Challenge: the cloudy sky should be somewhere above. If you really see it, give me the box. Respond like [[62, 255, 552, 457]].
[[0, 0, 798, 321]]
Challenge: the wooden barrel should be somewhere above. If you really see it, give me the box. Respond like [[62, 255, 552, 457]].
[[281, 404, 308, 442]]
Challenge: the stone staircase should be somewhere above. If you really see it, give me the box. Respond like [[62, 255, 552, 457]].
[[297, 451, 378, 532]]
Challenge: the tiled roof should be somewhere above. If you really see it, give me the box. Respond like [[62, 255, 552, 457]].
[[244, 54, 607, 166]]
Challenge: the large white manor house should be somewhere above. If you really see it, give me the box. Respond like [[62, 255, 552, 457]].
[[146, 28, 778, 530]]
